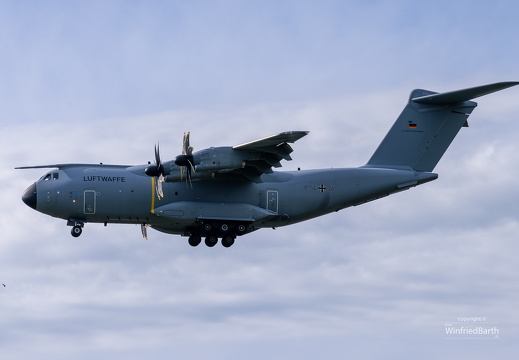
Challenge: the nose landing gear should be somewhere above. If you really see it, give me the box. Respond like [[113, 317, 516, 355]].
[[67, 220, 85, 238], [71, 225, 82, 237]]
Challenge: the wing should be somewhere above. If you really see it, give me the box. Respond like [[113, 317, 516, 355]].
[[16, 163, 131, 170], [228, 131, 309, 181], [233, 131, 309, 153]]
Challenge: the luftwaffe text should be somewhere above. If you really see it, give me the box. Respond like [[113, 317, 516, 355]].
[[83, 176, 126, 182]]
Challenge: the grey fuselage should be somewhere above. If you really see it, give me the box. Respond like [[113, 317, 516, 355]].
[[27, 164, 437, 236], [24, 82, 519, 242]]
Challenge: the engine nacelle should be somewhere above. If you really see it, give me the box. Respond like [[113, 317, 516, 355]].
[[164, 170, 214, 182], [192, 147, 246, 173], [163, 147, 248, 182]]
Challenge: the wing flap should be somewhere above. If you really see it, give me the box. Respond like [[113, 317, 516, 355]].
[[222, 131, 308, 181]]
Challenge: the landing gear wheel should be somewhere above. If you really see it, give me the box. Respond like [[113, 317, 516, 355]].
[[205, 235, 218, 247], [202, 223, 213, 233], [71, 225, 82, 238], [221, 235, 235, 248], [219, 223, 230, 233], [235, 223, 247, 235], [188, 235, 202, 247]]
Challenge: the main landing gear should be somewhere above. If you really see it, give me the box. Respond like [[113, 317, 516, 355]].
[[187, 234, 236, 248], [187, 221, 249, 248]]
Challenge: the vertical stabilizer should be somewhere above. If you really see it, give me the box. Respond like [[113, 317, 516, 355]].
[[366, 82, 518, 172]]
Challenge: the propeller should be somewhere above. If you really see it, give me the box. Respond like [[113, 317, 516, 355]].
[[174, 132, 195, 187], [145, 144, 165, 199]]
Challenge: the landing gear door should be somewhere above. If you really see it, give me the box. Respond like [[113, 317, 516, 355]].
[[266, 190, 278, 214], [84, 190, 96, 214]]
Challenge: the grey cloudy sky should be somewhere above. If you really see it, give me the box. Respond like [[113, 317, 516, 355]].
[[1, 1, 519, 359]]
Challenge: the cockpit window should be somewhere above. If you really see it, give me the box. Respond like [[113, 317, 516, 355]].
[[41, 172, 59, 181]]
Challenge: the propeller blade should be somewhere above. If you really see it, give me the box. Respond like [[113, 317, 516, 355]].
[[182, 132, 188, 155], [176, 132, 195, 187], [141, 224, 150, 240], [185, 159, 194, 188], [145, 142, 166, 199], [155, 144, 164, 174], [156, 174, 164, 199]]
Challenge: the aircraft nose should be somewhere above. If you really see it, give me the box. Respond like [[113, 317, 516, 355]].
[[22, 182, 37, 209]]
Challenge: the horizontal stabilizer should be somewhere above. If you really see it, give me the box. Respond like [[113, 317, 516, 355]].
[[412, 81, 519, 105]]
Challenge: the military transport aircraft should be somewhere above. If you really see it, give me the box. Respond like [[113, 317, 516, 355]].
[[18, 82, 518, 247]]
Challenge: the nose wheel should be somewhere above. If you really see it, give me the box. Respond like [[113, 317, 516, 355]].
[[68, 220, 85, 237], [71, 225, 82, 237]]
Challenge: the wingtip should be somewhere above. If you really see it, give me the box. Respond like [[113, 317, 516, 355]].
[[491, 81, 519, 89]]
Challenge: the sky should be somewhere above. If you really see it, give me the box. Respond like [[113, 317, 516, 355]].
[[1, 1, 519, 359]]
